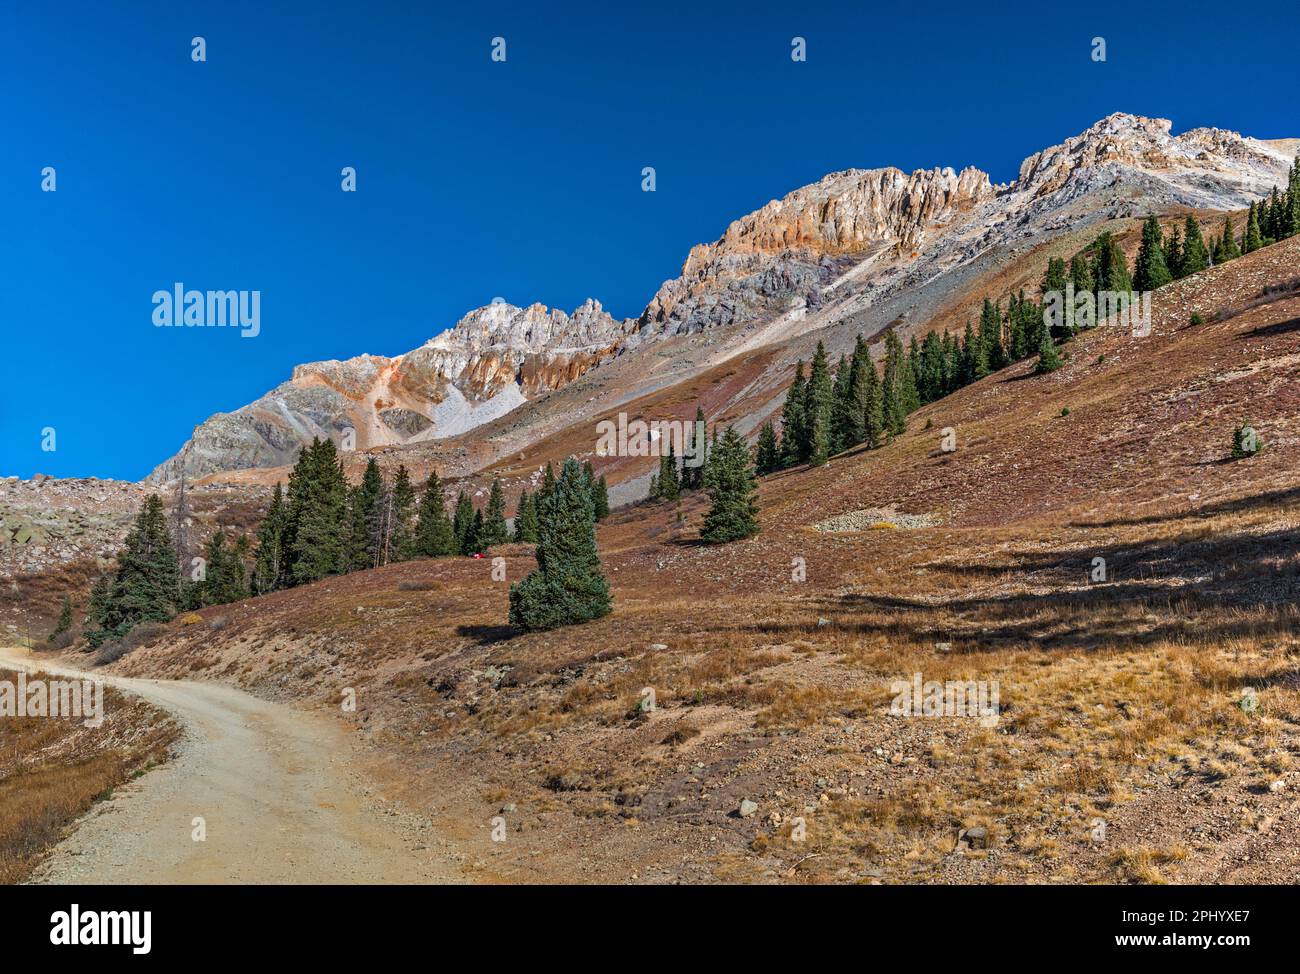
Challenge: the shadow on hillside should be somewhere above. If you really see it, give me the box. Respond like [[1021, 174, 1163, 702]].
[[1239, 316, 1300, 339], [1069, 485, 1300, 529], [457, 624, 519, 646], [739, 520, 1300, 653]]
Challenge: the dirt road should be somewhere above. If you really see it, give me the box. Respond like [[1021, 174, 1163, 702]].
[[0, 646, 460, 884]]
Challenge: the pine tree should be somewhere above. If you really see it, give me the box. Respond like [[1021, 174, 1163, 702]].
[[862, 353, 884, 448], [508, 458, 612, 630], [593, 475, 610, 521], [1181, 216, 1209, 275], [1132, 216, 1173, 292], [467, 509, 484, 554], [656, 445, 680, 500], [1041, 257, 1069, 299], [979, 298, 1006, 371], [412, 471, 457, 557], [1036, 326, 1063, 374], [513, 490, 538, 542], [253, 482, 289, 594], [804, 342, 834, 464], [49, 595, 74, 641], [85, 575, 110, 636], [1164, 224, 1184, 278], [200, 530, 250, 606], [480, 478, 510, 547], [779, 362, 808, 467], [682, 406, 707, 490], [287, 438, 349, 584], [754, 421, 780, 474], [346, 456, 385, 570], [918, 332, 944, 405], [880, 331, 908, 437], [1243, 201, 1264, 254], [386, 464, 416, 562], [453, 492, 476, 555], [1069, 253, 1095, 312], [1214, 214, 1240, 263], [829, 353, 853, 454], [538, 461, 557, 507], [1091, 231, 1132, 293], [699, 427, 760, 544], [86, 495, 179, 646]]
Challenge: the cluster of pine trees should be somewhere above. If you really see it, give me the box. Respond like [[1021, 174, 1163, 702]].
[[647, 406, 713, 501]]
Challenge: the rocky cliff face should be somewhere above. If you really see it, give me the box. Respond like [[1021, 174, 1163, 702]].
[[149, 300, 632, 483], [149, 113, 1296, 484]]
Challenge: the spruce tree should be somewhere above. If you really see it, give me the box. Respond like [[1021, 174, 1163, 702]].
[[829, 353, 853, 454], [467, 509, 484, 555], [880, 331, 908, 436], [50, 595, 74, 641], [843, 335, 871, 445], [86, 495, 179, 646], [453, 492, 476, 555], [682, 406, 707, 490], [754, 421, 780, 474], [386, 464, 416, 562], [508, 458, 612, 630], [480, 478, 510, 546], [1133, 216, 1173, 292], [804, 342, 834, 464], [287, 438, 349, 584], [513, 490, 539, 542], [1036, 326, 1063, 374], [253, 482, 289, 594], [657, 445, 680, 500], [699, 427, 760, 544], [979, 298, 1006, 371], [1182, 216, 1209, 275], [538, 462, 557, 507], [779, 362, 808, 467], [593, 475, 610, 521], [1243, 201, 1264, 254], [1164, 224, 1184, 278], [1040, 257, 1069, 299], [862, 353, 884, 448], [412, 471, 457, 557], [346, 456, 385, 570]]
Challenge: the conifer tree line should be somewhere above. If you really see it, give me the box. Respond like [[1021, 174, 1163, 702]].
[[757, 162, 1300, 473], [647, 405, 710, 501], [82, 437, 615, 645]]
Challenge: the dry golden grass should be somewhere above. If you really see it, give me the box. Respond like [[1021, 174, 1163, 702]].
[[0, 671, 177, 884]]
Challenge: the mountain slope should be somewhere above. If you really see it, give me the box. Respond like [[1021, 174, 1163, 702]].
[[150, 113, 1297, 486]]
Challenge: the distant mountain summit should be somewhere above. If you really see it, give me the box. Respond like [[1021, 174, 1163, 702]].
[[150, 114, 1297, 484]]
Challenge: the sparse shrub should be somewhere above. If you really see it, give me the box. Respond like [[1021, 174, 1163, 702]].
[[1189, 312, 1205, 326], [179, 613, 203, 625], [1060, 407, 1070, 417]]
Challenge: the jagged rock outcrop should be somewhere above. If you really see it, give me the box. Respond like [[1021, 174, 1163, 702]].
[[149, 300, 632, 483]]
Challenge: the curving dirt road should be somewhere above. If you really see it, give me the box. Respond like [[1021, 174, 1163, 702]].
[[0, 646, 460, 884]]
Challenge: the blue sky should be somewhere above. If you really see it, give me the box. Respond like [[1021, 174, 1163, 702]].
[[3, 0, 1297, 480]]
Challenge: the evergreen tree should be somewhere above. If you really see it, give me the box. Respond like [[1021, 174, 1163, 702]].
[[1164, 224, 1184, 279], [200, 530, 250, 606], [593, 475, 610, 521], [656, 445, 681, 500], [538, 461, 557, 507], [1069, 253, 1094, 303], [844, 335, 872, 443], [467, 509, 484, 555], [85, 575, 110, 636], [1181, 216, 1209, 275], [412, 471, 457, 557], [253, 482, 289, 594], [1040, 257, 1069, 299], [513, 490, 539, 542], [918, 332, 945, 405], [50, 595, 74, 641], [829, 353, 853, 454], [880, 331, 908, 437], [508, 458, 612, 630], [478, 478, 510, 547], [86, 495, 179, 646], [346, 456, 385, 570], [979, 298, 1006, 371], [1036, 326, 1063, 374], [1132, 216, 1173, 292], [452, 492, 476, 555], [804, 341, 834, 464], [1206, 214, 1237, 263], [287, 438, 349, 584], [779, 362, 808, 467], [682, 406, 708, 490], [1243, 201, 1264, 254], [754, 421, 780, 474], [1091, 231, 1132, 293], [862, 352, 884, 448], [699, 426, 760, 544], [385, 464, 416, 562]]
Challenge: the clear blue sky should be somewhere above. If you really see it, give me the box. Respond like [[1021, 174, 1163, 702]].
[[3, 0, 1297, 480]]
